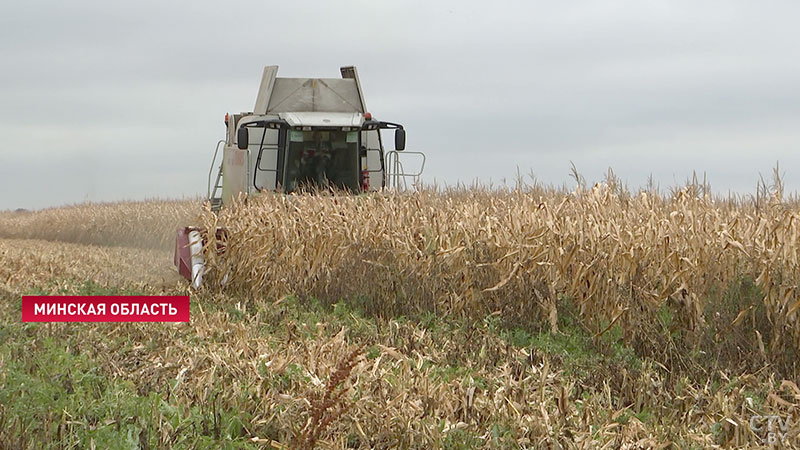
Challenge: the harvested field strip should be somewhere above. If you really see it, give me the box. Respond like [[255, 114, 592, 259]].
[[0, 238, 183, 294]]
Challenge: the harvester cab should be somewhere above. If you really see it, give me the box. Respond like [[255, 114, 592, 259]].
[[207, 65, 425, 209], [176, 65, 425, 287]]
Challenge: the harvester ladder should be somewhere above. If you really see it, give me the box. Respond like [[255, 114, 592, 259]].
[[208, 140, 225, 211]]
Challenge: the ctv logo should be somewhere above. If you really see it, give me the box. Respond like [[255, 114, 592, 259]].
[[22, 296, 190, 322], [750, 415, 791, 445]]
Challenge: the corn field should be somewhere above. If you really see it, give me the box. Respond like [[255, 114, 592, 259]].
[[1, 181, 799, 447], [0, 199, 200, 251], [201, 183, 800, 357]]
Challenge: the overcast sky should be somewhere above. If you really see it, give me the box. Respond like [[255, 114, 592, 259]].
[[3, 0, 800, 209]]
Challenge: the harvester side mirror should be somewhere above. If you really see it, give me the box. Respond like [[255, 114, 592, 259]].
[[395, 128, 406, 151], [237, 127, 249, 150]]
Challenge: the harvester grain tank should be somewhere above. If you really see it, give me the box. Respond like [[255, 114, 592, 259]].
[[174, 65, 425, 287]]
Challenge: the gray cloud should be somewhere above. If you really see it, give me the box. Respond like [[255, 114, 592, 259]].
[[3, 0, 800, 209]]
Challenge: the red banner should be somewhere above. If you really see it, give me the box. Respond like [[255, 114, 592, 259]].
[[21, 296, 190, 322]]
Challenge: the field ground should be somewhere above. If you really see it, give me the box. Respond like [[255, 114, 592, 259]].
[[1, 190, 799, 448]]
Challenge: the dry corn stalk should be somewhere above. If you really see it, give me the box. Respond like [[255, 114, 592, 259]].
[[199, 185, 800, 351]]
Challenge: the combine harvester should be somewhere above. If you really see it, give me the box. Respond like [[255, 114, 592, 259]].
[[175, 65, 426, 287]]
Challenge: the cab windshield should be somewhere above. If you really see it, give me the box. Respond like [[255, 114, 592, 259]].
[[283, 129, 360, 193]]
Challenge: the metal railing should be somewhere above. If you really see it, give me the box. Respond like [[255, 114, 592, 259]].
[[385, 150, 426, 190]]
